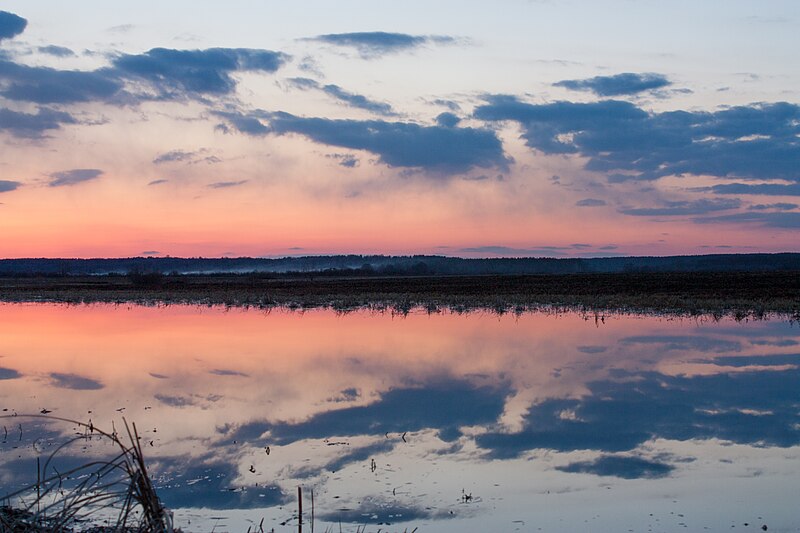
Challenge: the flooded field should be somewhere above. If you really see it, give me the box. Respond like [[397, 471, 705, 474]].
[[1, 303, 798, 532]]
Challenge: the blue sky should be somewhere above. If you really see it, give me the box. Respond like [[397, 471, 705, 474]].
[[0, 1, 798, 257]]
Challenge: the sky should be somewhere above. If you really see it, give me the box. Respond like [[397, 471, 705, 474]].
[[0, 0, 798, 258]]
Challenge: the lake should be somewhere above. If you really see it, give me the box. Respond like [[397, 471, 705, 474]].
[[1, 303, 798, 532]]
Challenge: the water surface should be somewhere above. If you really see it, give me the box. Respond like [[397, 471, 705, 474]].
[[1, 304, 798, 531]]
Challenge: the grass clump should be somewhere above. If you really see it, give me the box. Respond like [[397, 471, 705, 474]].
[[0, 415, 174, 533]]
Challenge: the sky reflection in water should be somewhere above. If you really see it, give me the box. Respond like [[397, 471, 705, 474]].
[[0, 304, 798, 531]]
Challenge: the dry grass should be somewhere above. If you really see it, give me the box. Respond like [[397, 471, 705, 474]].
[[0, 415, 174, 533], [0, 272, 798, 320]]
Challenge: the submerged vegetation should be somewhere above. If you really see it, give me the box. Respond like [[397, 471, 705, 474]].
[[0, 271, 798, 320]]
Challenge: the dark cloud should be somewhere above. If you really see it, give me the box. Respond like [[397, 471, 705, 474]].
[[460, 243, 603, 256], [0, 107, 78, 138], [153, 149, 197, 164], [618, 198, 741, 216], [460, 245, 569, 256], [706, 354, 800, 367], [37, 45, 76, 58], [112, 47, 287, 97], [474, 96, 800, 182], [286, 77, 395, 115], [436, 112, 461, 127], [215, 111, 270, 135], [554, 73, 671, 96], [748, 203, 797, 211], [0, 11, 26, 41], [156, 457, 285, 510], [49, 372, 103, 390], [154, 393, 196, 408], [48, 168, 103, 187], [577, 345, 608, 354], [308, 32, 455, 58], [750, 339, 799, 347], [326, 153, 360, 168], [0, 179, 21, 193], [0, 46, 286, 105], [556, 455, 674, 479], [693, 211, 800, 228], [207, 180, 247, 189], [224, 380, 508, 446], [218, 110, 509, 173], [0, 367, 21, 379], [321, 84, 395, 115], [620, 335, 742, 353], [476, 367, 800, 458], [318, 496, 451, 525], [320, 440, 395, 474], [141, 250, 160, 256], [576, 198, 606, 207], [697, 183, 800, 196], [0, 59, 124, 104], [147, 179, 168, 186], [209, 368, 249, 376], [432, 99, 461, 111]]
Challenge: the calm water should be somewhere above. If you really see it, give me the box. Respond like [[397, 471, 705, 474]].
[[1, 303, 798, 532]]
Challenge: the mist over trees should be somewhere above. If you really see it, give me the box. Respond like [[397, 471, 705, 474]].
[[1, 253, 799, 277]]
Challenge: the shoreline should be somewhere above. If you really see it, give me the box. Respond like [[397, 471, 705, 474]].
[[1, 271, 798, 320]]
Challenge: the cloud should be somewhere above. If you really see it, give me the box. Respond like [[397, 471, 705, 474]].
[[156, 458, 285, 510], [554, 73, 671, 96], [49, 372, 103, 390], [0, 11, 26, 41], [474, 96, 800, 182], [0, 59, 124, 104], [148, 179, 168, 186], [207, 180, 247, 189], [307, 31, 455, 58], [556, 455, 675, 479], [620, 335, 742, 353], [693, 211, 800, 228], [0, 46, 287, 105], [618, 198, 741, 216], [748, 203, 797, 211], [459, 243, 605, 256], [37, 45, 76, 58], [209, 368, 249, 376], [112, 47, 288, 98], [224, 379, 508, 446], [460, 245, 569, 256], [0, 107, 78, 138], [317, 496, 451, 524], [0, 367, 21, 379], [576, 198, 606, 207], [153, 149, 197, 164], [218, 110, 509, 174], [152, 149, 221, 166], [154, 393, 196, 407], [577, 345, 608, 354], [48, 168, 103, 187], [0, 180, 21, 193], [698, 183, 800, 196], [706, 354, 800, 367], [326, 153, 359, 168], [435, 112, 461, 127], [319, 440, 394, 475], [476, 367, 800, 458], [286, 77, 395, 115]]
